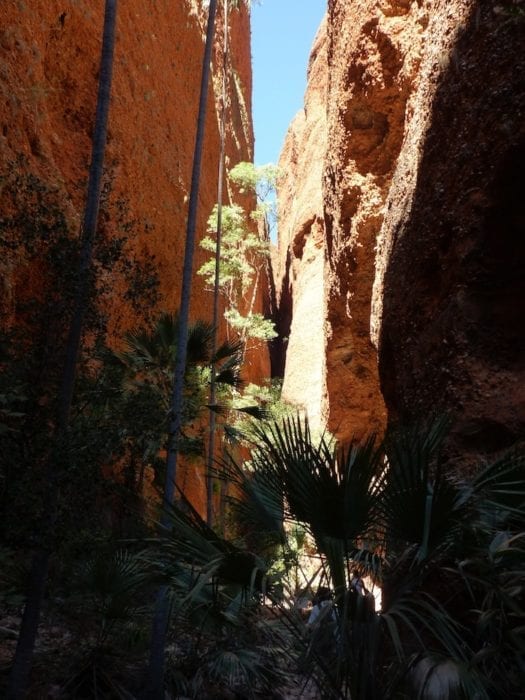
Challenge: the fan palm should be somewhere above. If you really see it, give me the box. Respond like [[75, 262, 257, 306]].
[[143, 496, 287, 698], [60, 550, 149, 698], [116, 311, 242, 415], [114, 311, 267, 473], [131, 311, 258, 696], [220, 415, 525, 699]]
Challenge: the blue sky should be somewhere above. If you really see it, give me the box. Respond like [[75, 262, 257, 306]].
[[251, 0, 326, 165]]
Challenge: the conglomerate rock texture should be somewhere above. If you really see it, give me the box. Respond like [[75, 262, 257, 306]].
[[276, 0, 525, 465], [373, 0, 525, 468], [0, 0, 268, 506]]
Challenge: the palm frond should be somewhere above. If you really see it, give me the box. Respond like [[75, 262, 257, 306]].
[[382, 590, 468, 663], [223, 424, 247, 444], [158, 497, 268, 594], [406, 654, 491, 700], [235, 404, 271, 420], [469, 451, 525, 528], [73, 550, 149, 630], [220, 452, 286, 546], [215, 366, 243, 388], [213, 338, 244, 363], [380, 418, 466, 562], [186, 318, 214, 363]]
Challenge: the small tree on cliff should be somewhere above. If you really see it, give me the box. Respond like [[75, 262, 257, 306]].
[[198, 162, 278, 350], [200, 157, 278, 525], [7, 2, 118, 697]]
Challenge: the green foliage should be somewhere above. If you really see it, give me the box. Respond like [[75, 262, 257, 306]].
[[145, 500, 288, 698], [229, 161, 279, 200], [229, 160, 280, 238], [112, 311, 244, 481], [198, 161, 277, 346], [224, 307, 277, 340], [217, 416, 525, 699], [240, 379, 292, 421], [200, 203, 268, 295], [0, 162, 162, 559], [72, 549, 149, 643]]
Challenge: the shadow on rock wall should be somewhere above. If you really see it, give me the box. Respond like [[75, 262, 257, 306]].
[[378, 4, 525, 470]]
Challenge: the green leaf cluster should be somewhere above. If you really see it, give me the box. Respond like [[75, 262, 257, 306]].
[[198, 161, 277, 346], [200, 203, 270, 295]]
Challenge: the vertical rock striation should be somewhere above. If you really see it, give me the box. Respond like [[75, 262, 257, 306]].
[[321, 0, 428, 443], [276, 19, 329, 430]]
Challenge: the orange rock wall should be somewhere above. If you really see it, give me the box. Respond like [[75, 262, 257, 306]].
[[279, 0, 427, 442], [373, 0, 525, 467], [322, 0, 425, 443], [276, 20, 328, 430], [0, 1, 270, 505], [277, 0, 525, 462]]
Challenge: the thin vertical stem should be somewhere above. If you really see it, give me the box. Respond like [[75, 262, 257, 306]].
[[144, 3, 218, 697], [207, 0, 229, 527], [162, 0, 218, 515]]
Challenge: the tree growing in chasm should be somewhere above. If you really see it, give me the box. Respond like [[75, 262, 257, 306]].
[[199, 164, 278, 350], [6, 2, 118, 697], [143, 2, 219, 697], [203, 0, 266, 527], [206, 0, 230, 527], [202, 165, 279, 524]]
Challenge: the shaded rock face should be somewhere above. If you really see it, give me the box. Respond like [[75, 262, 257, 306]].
[[0, 1, 268, 506], [277, 0, 524, 462], [373, 1, 525, 467], [321, 0, 427, 443]]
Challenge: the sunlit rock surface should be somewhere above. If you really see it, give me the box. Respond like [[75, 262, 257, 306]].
[[0, 0, 269, 508], [275, 19, 329, 431]]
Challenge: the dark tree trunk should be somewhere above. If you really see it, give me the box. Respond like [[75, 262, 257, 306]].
[[58, 0, 118, 428], [207, 0, 229, 527], [143, 2, 218, 698], [6, 3, 118, 697], [162, 0, 218, 512]]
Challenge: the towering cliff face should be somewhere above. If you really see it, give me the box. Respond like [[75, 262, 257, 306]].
[[373, 1, 525, 467], [0, 1, 268, 505], [275, 19, 329, 430], [276, 0, 524, 463], [0, 0, 259, 331]]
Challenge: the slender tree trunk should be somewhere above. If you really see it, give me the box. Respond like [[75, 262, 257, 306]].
[[143, 2, 218, 697], [6, 3, 118, 698], [162, 0, 218, 513], [207, 0, 229, 527], [58, 0, 118, 428]]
